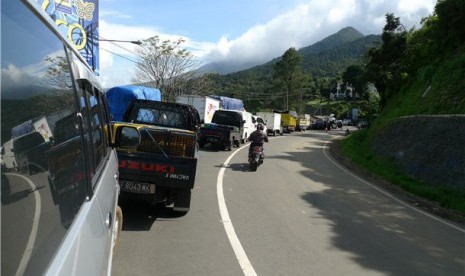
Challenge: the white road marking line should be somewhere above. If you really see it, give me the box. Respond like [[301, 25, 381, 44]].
[[9, 173, 42, 276], [323, 141, 465, 233], [217, 144, 257, 276]]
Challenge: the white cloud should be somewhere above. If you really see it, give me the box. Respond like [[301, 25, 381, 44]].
[[327, 0, 358, 24], [98, 0, 435, 87], [396, 0, 436, 28], [397, 0, 436, 14], [202, 0, 434, 66], [203, 0, 361, 65]]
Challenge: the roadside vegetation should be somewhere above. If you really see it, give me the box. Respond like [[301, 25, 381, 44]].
[[341, 129, 465, 214], [341, 0, 465, 214]]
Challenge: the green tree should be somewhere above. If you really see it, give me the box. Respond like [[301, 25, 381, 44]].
[[366, 13, 407, 108], [342, 65, 367, 98], [313, 77, 337, 103], [434, 0, 465, 50], [132, 36, 199, 102], [272, 48, 304, 110]]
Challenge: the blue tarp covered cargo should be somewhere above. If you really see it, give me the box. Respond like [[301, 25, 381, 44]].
[[106, 85, 161, 121], [210, 95, 244, 111]]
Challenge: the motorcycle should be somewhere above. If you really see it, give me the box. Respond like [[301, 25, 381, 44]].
[[248, 145, 264, 171]]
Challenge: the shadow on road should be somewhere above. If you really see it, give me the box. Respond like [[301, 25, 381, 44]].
[[225, 162, 250, 172], [118, 198, 186, 231], [267, 130, 464, 275]]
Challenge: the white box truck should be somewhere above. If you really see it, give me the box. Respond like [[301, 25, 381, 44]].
[[256, 112, 283, 136], [176, 95, 220, 124]]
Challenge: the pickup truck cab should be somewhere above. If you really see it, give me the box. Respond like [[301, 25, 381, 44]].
[[199, 109, 249, 150], [111, 99, 200, 214]]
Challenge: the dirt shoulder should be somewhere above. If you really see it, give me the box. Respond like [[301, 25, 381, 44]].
[[328, 137, 465, 225]]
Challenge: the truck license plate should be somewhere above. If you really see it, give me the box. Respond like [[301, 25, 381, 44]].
[[120, 181, 155, 194]]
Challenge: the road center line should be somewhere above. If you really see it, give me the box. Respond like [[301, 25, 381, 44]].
[[217, 144, 257, 276]]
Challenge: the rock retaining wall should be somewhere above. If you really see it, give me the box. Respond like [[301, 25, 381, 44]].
[[371, 115, 465, 189]]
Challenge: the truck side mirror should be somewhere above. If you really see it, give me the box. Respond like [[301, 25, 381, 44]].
[[115, 126, 140, 149]]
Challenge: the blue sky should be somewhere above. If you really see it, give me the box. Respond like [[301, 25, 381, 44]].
[[98, 0, 436, 88]]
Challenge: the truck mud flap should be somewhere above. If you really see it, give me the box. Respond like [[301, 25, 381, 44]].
[[173, 188, 191, 214]]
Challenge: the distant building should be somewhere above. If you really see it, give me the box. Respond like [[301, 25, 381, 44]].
[[330, 81, 359, 100]]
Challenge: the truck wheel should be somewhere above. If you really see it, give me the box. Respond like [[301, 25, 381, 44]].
[[173, 188, 191, 216], [113, 206, 123, 255]]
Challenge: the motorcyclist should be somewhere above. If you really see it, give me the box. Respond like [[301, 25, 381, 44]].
[[247, 123, 268, 159]]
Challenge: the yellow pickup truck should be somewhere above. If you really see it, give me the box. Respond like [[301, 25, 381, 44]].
[[111, 100, 200, 214]]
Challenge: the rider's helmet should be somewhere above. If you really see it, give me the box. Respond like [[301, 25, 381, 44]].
[[257, 123, 264, 130]]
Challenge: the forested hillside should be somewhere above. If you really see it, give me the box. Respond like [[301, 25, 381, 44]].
[[201, 27, 381, 112], [341, 0, 465, 215]]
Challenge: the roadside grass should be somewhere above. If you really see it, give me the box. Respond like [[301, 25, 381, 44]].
[[336, 49, 465, 215], [340, 129, 465, 214]]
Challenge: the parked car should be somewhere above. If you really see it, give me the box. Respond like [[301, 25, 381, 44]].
[[311, 119, 326, 130], [1, 1, 134, 275], [342, 118, 353, 126]]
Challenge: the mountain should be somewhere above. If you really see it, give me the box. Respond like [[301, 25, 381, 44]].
[[219, 27, 380, 80], [299, 26, 364, 56], [197, 60, 259, 75], [198, 26, 377, 75], [201, 27, 381, 112], [301, 34, 381, 78]]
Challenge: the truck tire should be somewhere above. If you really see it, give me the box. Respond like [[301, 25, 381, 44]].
[[113, 206, 123, 255], [173, 188, 191, 215]]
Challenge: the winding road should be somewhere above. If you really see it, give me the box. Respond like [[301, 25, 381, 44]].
[[113, 129, 465, 276]]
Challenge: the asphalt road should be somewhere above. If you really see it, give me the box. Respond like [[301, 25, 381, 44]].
[[112, 129, 465, 276]]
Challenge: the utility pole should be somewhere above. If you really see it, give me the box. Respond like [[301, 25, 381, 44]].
[[286, 90, 289, 111]]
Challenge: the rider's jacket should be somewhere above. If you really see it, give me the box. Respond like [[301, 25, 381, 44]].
[[248, 130, 268, 146]]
